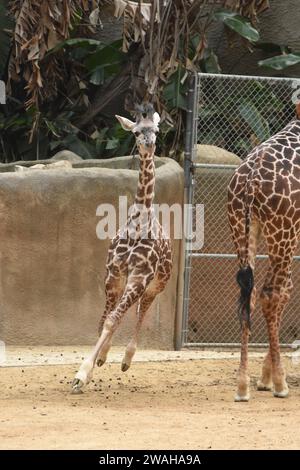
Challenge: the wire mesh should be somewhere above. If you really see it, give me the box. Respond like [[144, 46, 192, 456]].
[[197, 73, 300, 159], [183, 73, 300, 347]]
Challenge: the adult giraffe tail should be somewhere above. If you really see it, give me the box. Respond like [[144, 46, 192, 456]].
[[236, 266, 254, 329], [236, 156, 262, 329]]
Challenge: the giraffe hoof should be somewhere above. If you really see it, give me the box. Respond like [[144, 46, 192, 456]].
[[234, 394, 250, 402], [97, 359, 105, 367], [121, 362, 130, 372], [71, 379, 84, 394], [273, 389, 289, 398], [257, 381, 272, 392]]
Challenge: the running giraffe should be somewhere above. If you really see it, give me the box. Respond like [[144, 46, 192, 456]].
[[72, 104, 172, 393]]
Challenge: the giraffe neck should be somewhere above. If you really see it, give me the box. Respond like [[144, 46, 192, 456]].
[[134, 146, 155, 210]]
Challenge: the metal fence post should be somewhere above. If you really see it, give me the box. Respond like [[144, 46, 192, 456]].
[[177, 73, 198, 349]]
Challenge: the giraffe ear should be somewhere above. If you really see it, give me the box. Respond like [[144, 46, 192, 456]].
[[115, 115, 136, 131], [153, 112, 160, 127]]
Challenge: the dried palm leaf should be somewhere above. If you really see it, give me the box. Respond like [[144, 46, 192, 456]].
[[7, 0, 96, 111]]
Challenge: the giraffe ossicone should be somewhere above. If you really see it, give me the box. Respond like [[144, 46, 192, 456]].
[[72, 103, 172, 394], [228, 107, 300, 402]]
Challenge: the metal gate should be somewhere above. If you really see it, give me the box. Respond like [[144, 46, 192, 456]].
[[181, 72, 300, 348]]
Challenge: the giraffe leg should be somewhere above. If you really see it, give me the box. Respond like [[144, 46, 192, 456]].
[[258, 276, 292, 392], [121, 289, 158, 372], [72, 270, 151, 393], [234, 221, 260, 402], [97, 272, 123, 367], [72, 314, 120, 394], [257, 350, 273, 391], [259, 237, 296, 399], [71, 271, 122, 393], [272, 287, 291, 398], [261, 288, 289, 398], [235, 288, 256, 402]]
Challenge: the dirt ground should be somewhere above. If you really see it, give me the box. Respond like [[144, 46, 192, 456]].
[[1, 356, 300, 450]]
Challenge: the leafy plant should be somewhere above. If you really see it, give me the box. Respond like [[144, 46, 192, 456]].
[[0, 0, 13, 79], [259, 53, 300, 71], [213, 9, 260, 43], [0, 0, 269, 162]]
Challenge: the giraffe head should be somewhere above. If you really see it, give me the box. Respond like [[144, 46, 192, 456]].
[[115, 103, 160, 153]]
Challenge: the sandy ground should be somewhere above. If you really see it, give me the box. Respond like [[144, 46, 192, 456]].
[[1, 350, 300, 450]]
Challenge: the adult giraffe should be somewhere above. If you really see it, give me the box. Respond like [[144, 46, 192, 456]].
[[228, 104, 300, 402], [72, 104, 172, 394]]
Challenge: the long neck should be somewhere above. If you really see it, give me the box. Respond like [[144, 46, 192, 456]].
[[134, 147, 155, 209]]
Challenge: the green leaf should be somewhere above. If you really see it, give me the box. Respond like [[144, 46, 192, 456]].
[[91, 127, 109, 141], [238, 101, 270, 142], [85, 41, 125, 72], [105, 138, 119, 150], [43, 118, 61, 138], [89, 67, 105, 85], [214, 9, 259, 42], [49, 38, 102, 54], [62, 135, 95, 159], [258, 53, 300, 70], [163, 67, 188, 111], [202, 48, 221, 74], [117, 133, 134, 157]]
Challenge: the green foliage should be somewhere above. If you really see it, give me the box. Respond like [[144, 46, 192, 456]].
[[0, 33, 133, 161], [0, 107, 40, 162], [50, 38, 103, 52], [238, 101, 270, 142], [163, 67, 188, 111], [0, 1, 13, 78], [200, 48, 221, 74], [198, 80, 289, 156], [0, 2, 270, 163], [259, 53, 300, 70], [213, 9, 260, 43], [85, 39, 125, 85]]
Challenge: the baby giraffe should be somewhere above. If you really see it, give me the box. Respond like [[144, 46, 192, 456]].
[[72, 104, 173, 393]]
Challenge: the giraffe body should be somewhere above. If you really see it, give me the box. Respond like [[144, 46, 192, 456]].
[[72, 105, 172, 393], [228, 115, 300, 401]]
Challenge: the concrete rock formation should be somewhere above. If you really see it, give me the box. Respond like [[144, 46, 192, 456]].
[[0, 155, 183, 348]]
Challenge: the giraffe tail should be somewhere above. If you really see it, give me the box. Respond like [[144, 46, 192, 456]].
[[236, 179, 254, 329], [236, 265, 254, 329], [236, 157, 261, 329]]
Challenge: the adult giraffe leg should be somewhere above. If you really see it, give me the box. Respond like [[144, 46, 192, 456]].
[[256, 288, 289, 391], [72, 270, 151, 393], [234, 220, 260, 402], [260, 237, 296, 398], [257, 351, 273, 392], [235, 282, 257, 402], [257, 283, 291, 391]]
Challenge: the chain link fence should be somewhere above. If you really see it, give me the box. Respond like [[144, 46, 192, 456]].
[[197, 73, 300, 158], [182, 73, 300, 347]]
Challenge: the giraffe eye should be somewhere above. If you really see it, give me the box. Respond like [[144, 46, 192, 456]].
[[134, 131, 141, 137]]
